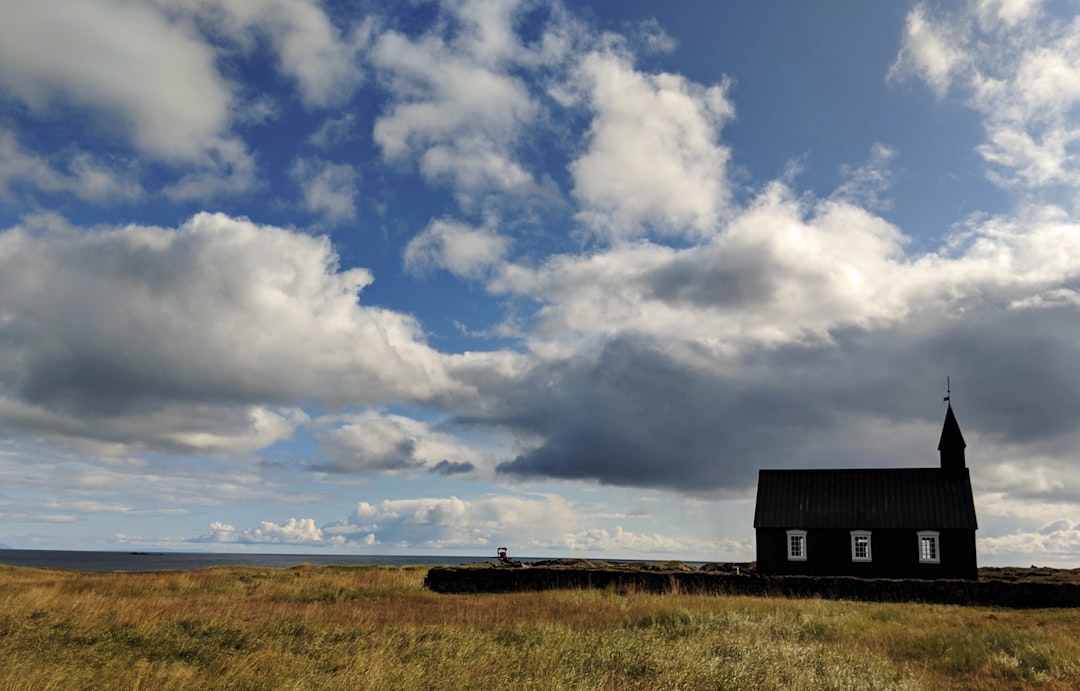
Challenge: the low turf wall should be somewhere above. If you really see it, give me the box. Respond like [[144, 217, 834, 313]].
[[423, 566, 1080, 609]]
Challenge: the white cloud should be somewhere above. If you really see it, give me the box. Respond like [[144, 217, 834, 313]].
[[0, 0, 365, 200], [0, 212, 458, 452], [491, 185, 1080, 356], [161, 141, 258, 201], [306, 492, 746, 558], [832, 143, 898, 212], [194, 517, 344, 545], [291, 157, 359, 223], [979, 518, 1080, 566], [0, 130, 143, 202], [0, 0, 241, 165], [888, 3, 965, 97], [467, 182, 1080, 495], [368, 0, 574, 202], [492, 183, 912, 352], [569, 50, 734, 241], [319, 492, 647, 554], [404, 218, 510, 279], [314, 410, 486, 475], [976, 0, 1043, 28], [372, 37, 522, 162], [543, 526, 747, 558], [892, 1, 1080, 190], [162, 0, 365, 108]]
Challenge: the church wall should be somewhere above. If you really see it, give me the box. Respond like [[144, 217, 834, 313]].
[[756, 528, 977, 580]]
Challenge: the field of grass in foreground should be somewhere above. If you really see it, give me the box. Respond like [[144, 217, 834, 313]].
[[0, 565, 1078, 689]]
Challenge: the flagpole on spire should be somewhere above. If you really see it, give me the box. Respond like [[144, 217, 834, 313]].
[[944, 376, 951, 403]]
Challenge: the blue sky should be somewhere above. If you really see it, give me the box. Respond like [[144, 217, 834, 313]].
[[2, 0, 1080, 566]]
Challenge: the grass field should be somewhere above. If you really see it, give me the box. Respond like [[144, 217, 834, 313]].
[[0, 564, 1078, 690]]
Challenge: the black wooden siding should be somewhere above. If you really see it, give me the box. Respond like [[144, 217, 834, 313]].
[[754, 467, 978, 580], [755, 527, 978, 580]]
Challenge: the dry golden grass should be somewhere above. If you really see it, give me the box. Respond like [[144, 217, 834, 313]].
[[0, 563, 1078, 689]]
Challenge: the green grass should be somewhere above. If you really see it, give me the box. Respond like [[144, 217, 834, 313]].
[[0, 564, 1077, 689]]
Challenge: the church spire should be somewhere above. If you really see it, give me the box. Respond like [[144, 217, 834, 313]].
[[938, 380, 966, 471]]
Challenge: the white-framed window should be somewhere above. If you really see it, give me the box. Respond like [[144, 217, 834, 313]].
[[851, 531, 872, 562], [918, 531, 940, 564], [786, 530, 807, 561]]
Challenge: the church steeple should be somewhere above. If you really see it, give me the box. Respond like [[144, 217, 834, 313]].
[[938, 381, 966, 471]]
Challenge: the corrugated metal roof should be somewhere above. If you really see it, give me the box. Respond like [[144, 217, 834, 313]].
[[753, 468, 978, 530]]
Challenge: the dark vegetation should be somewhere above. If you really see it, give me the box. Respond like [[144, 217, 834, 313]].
[[426, 561, 1080, 608]]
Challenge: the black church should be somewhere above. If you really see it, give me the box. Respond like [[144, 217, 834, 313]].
[[753, 402, 978, 580]]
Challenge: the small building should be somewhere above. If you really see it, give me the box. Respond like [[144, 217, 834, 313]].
[[753, 403, 978, 580]]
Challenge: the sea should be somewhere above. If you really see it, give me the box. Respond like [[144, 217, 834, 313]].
[[0, 549, 504, 573]]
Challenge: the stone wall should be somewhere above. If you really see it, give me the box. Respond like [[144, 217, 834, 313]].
[[423, 566, 1080, 608]]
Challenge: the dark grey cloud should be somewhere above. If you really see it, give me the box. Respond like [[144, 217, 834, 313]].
[[489, 336, 849, 493], [430, 459, 476, 475], [313, 438, 420, 474], [484, 301, 1080, 495], [643, 245, 777, 308]]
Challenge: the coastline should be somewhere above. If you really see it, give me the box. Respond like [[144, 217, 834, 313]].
[[0, 548, 490, 572]]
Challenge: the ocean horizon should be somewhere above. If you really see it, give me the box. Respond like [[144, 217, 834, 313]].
[[0, 548, 704, 573], [0, 548, 510, 572]]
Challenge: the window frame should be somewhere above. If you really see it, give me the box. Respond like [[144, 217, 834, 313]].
[[850, 530, 872, 562], [786, 529, 807, 561], [918, 530, 941, 564]]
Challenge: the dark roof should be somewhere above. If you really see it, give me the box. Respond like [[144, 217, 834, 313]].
[[753, 468, 978, 530]]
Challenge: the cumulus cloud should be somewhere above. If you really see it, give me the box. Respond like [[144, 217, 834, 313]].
[[546, 526, 743, 556], [0, 0, 236, 164], [194, 517, 343, 545], [369, 0, 574, 203], [322, 494, 572, 549], [569, 50, 734, 241], [492, 183, 1080, 354], [0, 0, 260, 200], [165, 0, 366, 109], [491, 184, 912, 351], [313, 492, 734, 556], [404, 218, 510, 279], [979, 518, 1080, 565], [0, 0, 365, 201], [0, 0, 258, 199], [313, 410, 486, 475], [0, 212, 456, 452], [465, 185, 1080, 493], [486, 313, 1080, 494]]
